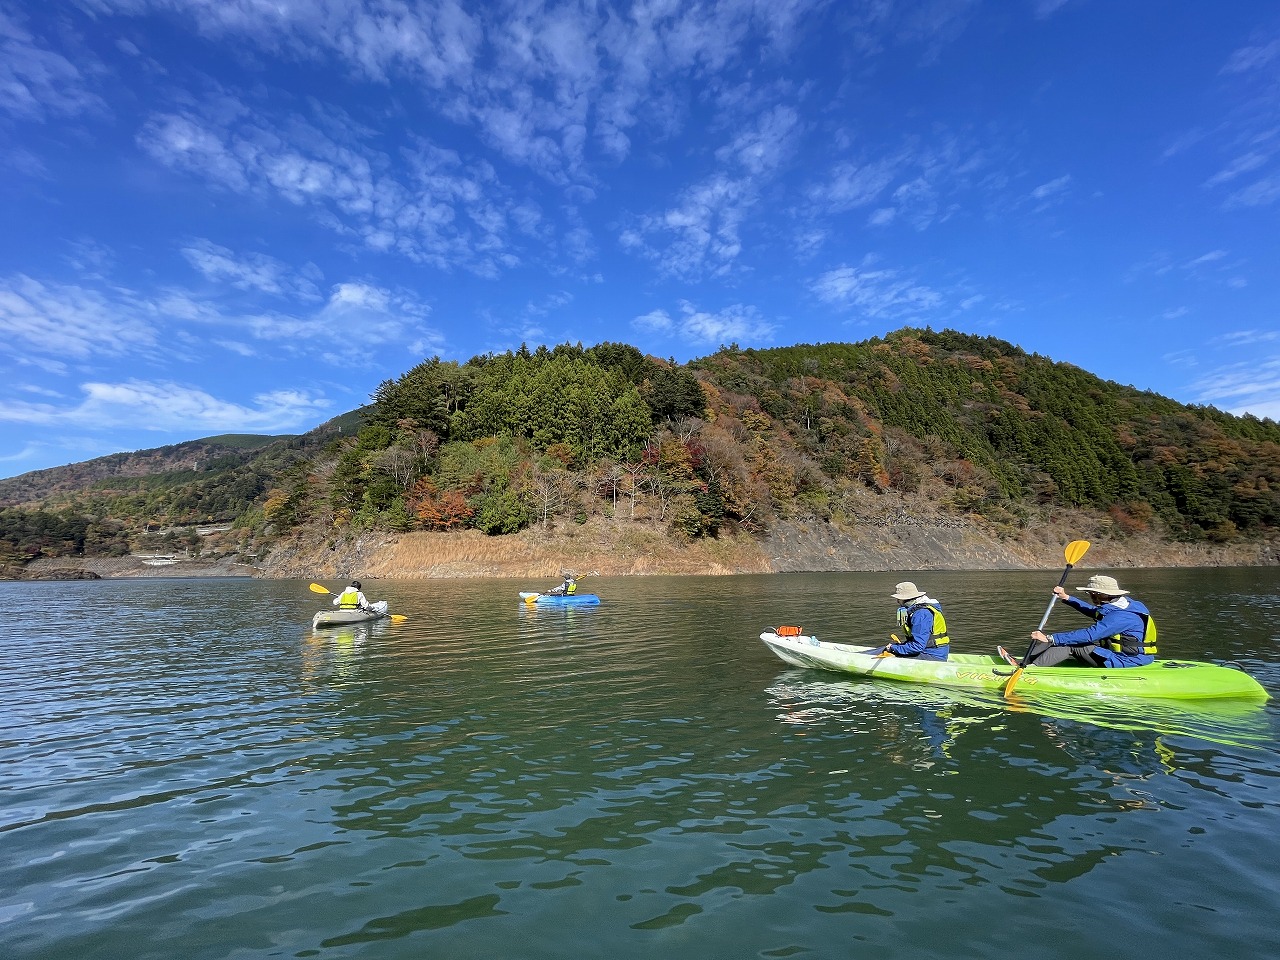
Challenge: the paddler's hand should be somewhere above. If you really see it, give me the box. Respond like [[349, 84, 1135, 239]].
[[1031, 630, 1050, 644]]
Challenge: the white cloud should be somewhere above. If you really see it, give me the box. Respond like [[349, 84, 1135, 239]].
[[1224, 173, 1280, 210], [811, 158, 898, 213], [1204, 152, 1268, 188], [140, 103, 534, 276], [0, 8, 104, 120], [1033, 0, 1073, 17], [1030, 174, 1071, 201], [0, 275, 159, 360], [811, 257, 944, 318], [674, 301, 775, 346], [182, 240, 321, 299], [0, 265, 441, 374], [0, 380, 330, 432], [621, 173, 754, 279], [633, 309, 672, 333], [1214, 329, 1279, 347], [715, 105, 800, 177], [1221, 37, 1280, 75], [1193, 358, 1280, 421]]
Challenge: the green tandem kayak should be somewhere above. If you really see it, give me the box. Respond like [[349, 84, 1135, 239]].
[[760, 631, 1270, 701]]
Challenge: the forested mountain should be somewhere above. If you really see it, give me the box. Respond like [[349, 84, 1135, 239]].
[[2, 329, 1277, 569]]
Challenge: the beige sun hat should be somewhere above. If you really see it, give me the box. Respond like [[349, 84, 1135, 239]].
[[891, 581, 926, 601], [1076, 574, 1129, 596]]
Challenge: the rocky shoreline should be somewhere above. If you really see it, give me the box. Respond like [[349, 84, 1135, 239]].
[[10, 515, 1277, 581]]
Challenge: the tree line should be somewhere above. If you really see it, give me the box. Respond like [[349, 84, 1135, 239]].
[[1, 329, 1277, 566]]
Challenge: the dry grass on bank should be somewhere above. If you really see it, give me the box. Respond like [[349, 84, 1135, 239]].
[[360, 520, 773, 579]]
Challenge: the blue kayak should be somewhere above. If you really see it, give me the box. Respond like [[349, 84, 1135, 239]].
[[519, 591, 601, 605]]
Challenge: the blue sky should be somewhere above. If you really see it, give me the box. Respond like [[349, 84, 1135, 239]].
[[2, 1, 1278, 480]]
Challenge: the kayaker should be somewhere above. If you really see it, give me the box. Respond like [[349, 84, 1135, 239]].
[[1020, 574, 1156, 668], [547, 574, 578, 596], [877, 581, 950, 660], [333, 580, 371, 611]]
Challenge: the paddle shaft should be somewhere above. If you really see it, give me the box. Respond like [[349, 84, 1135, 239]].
[[1017, 566, 1074, 667], [1003, 540, 1091, 696]]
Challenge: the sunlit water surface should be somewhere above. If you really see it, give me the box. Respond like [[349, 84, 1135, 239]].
[[2, 569, 1278, 959]]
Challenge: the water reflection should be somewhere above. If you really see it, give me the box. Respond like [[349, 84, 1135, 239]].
[[766, 664, 1274, 751], [759, 668, 1280, 926]]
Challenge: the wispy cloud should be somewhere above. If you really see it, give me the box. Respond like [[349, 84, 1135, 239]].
[[1221, 37, 1280, 75], [619, 106, 802, 279], [1213, 329, 1279, 347], [182, 240, 321, 300], [93, 0, 824, 186], [1193, 357, 1280, 421], [809, 131, 992, 232], [1204, 151, 1268, 188], [631, 300, 775, 347], [0, 275, 160, 360], [0, 380, 330, 432], [1029, 174, 1071, 206], [1223, 174, 1280, 210], [811, 256, 944, 319], [138, 103, 529, 275], [0, 7, 105, 120], [0, 265, 440, 372], [673, 300, 775, 346], [1033, 0, 1074, 18], [1199, 28, 1280, 211]]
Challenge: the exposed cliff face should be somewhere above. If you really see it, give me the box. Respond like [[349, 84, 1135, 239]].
[[12, 516, 1275, 581], [253, 516, 1277, 581]]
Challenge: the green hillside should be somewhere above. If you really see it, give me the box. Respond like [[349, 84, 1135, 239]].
[[1, 329, 1277, 569]]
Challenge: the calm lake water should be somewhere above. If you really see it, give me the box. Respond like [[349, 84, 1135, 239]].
[[2, 568, 1278, 960]]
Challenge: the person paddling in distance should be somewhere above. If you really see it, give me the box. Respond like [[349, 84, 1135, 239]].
[[876, 581, 950, 661], [1017, 574, 1156, 668], [333, 579, 371, 612], [547, 573, 578, 596]]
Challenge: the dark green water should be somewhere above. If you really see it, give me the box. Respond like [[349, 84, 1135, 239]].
[[2, 569, 1278, 959]]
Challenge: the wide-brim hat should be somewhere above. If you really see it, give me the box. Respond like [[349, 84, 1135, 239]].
[[891, 581, 925, 601], [1076, 574, 1128, 596]]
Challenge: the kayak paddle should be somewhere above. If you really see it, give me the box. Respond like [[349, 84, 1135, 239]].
[[1003, 539, 1090, 698], [308, 581, 407, 622]]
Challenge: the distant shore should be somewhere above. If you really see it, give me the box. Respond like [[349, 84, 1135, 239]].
[[10, 516, 1276, 581]]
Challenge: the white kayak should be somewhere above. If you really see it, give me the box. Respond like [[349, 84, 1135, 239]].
[[313, 600, 389, 629]]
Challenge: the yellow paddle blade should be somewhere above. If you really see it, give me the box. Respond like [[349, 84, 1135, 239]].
[[309, 582, 332, 594], [1064, 539, 1090, 565], [388, 614, 407, 623], [1003, 666, 1024, 698]]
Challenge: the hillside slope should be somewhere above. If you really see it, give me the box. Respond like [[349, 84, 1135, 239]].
[[2, 330, 1277, 578]]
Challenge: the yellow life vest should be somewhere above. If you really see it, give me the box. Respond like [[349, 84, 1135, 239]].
[[337, 587, 361, 609], [898, 603, 950, 647], [1106, 610, 1158, 656]]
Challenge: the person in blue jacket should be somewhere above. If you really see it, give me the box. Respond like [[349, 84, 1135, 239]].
[[877, 581, 950, 661], [1024, 574, 1157, 667]]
